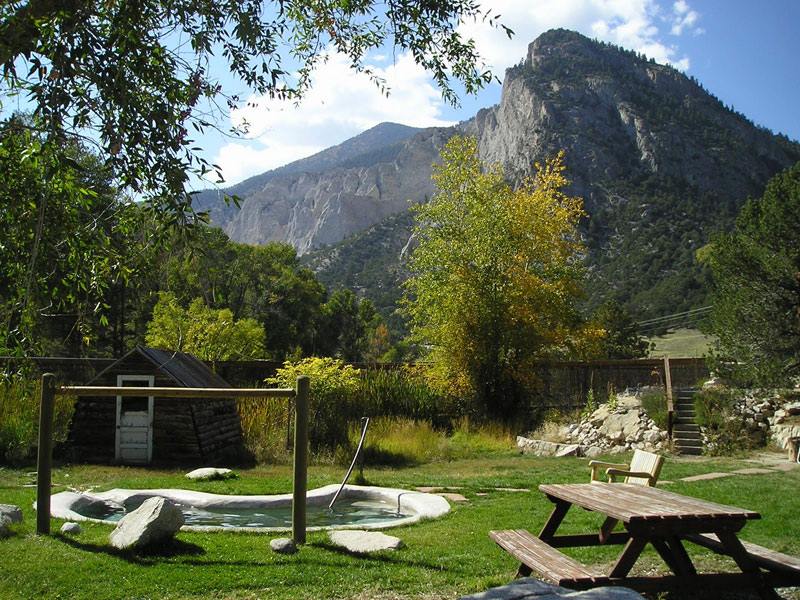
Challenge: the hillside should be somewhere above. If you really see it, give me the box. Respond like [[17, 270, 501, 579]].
[[192, 122, 423, 229], [465, 29, 800, 316], [309, 30, 800, 322], [200, 29, 800, 324]]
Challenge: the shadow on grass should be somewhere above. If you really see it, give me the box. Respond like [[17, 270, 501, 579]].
[[360, 446, 420, 468], [55, 533, 205, 564], [309, 540, 469, 574]]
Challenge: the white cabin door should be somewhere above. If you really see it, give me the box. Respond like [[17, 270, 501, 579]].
[[115, 375, 154, 464]]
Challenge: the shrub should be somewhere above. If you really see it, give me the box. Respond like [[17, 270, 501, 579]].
[[0, 377, 75, 465], [641, 390, 668, 430], [267, 357, 361, 451], [693, 387, 761, 455]]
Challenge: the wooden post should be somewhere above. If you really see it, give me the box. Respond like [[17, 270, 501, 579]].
[[664, 357, 674, 441], [36, 373, 56, 535], [292, 375, 310, 545]]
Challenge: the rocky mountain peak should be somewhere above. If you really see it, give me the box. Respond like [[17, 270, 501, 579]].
[[200, 29, 800, 323]]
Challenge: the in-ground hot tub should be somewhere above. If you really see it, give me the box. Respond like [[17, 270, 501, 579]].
[[49, 484, 450, 532]]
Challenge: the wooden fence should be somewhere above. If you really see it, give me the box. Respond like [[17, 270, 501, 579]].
[[530, 357, 709, 410], [5, 355, 709, 411]]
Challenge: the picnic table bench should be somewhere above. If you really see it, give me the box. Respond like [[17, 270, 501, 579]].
[[490, 482, 800, 599]]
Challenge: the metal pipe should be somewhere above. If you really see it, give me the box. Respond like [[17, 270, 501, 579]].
[[329, 417, 370, 510], [396, 492, 409, 515]]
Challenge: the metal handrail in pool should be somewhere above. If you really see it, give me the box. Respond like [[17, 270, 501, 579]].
[[329, 417, 370, 509]]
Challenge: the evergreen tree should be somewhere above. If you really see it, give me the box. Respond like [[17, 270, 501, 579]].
[[706, 162, 800, 384]]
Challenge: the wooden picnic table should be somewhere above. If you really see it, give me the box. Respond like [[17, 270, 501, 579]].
[[491, 482, 800, 599]]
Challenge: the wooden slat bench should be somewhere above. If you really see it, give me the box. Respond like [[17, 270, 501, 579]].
[[489, 529, 609, 588], [684, 533, 800, 583]]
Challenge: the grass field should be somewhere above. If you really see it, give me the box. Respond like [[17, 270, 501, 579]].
[[1, 452, 798, 599], [647, 328, 715, 358]]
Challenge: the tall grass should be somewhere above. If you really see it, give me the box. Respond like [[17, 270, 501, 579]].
[[0, 377, 75, 465], [358, 367, 457, 424], [353, 416, 515, 466], [237, 396, 293, 464], [237, 362, 496, 463]]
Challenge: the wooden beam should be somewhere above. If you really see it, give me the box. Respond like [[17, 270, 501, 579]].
[[58, 386, 295, 399], [664, 357, 674, 440], [36, 373, 56, 535], [292, 375, 310, 545]]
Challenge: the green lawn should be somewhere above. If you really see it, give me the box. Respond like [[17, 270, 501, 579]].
[[0, 453, 798, 599], [647, 328, 715, 358]]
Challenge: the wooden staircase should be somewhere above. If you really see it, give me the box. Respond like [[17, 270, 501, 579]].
[[673, 387, 703, 455]]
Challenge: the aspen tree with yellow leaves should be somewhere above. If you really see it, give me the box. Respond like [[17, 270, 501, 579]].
[[405, 136, 596, 422]]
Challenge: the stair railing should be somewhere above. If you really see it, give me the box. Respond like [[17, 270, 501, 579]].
[[664, 356, 674, 440]]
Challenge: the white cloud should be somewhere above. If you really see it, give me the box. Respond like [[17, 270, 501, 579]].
[[211, 52, 455, 185], [459, 0, 698, 72], [670, 0, 702, 36], [210, 0, 702, 185]]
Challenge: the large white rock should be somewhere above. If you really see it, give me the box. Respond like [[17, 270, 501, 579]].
[[328, 530, 404, 553], [598, 411, 642, 440], [109, 496, 184, 550], [185, 468, 236, 481], [270, 537, 298, 554], [0, 504, 22, 524]]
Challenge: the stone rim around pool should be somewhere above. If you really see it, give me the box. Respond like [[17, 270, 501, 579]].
[[47, 484, 450, 533]]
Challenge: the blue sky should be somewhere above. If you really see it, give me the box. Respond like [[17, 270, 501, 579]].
[[198, 0, 799, 188]]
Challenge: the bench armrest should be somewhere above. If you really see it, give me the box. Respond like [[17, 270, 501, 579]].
[[589, 460, 629, 482], [605, 468, 657, 485]]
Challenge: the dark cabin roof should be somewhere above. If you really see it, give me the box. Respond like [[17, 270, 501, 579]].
[[88, 346, 231, 388]]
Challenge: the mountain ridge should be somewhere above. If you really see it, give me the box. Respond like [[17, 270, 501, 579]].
[[192, 121, 423, 227], [198, 28, 800, 322]]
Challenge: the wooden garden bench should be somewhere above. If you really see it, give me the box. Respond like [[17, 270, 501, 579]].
[[684, 533, 800, 582], [489, 529, 609, 588]]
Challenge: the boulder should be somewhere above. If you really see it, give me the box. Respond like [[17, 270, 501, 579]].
[[0, 515, 11, 538], [458, 577, 644, 599], [584, 446, 604, 459], [0, 504, 23, 524], [109, 496, 184, 550], [598, 410, 642, 440], [270, 537, 298, 554], [643, 431, 662, 444], [555, 444, 580, 458], [185, 467, 236, 481], [61, 522, 82, 535], [517, 437, 561, 456], [588, 405, 612, 427], [328, 530, 404, 553]]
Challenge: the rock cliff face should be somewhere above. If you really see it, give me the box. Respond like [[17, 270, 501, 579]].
[[466, 29, 796, 209], [220, 127, 451, 253]]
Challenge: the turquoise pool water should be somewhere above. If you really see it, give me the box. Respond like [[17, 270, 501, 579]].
[[76, 496, 410, 529]]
